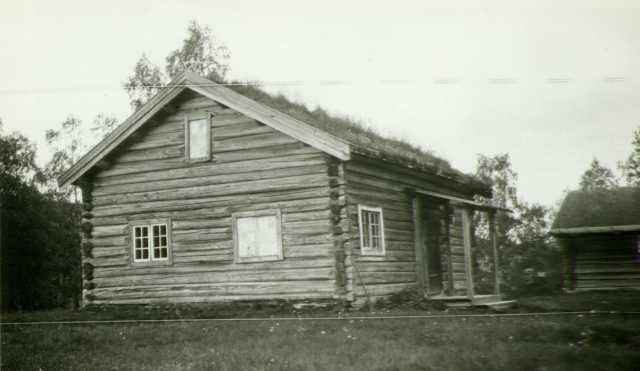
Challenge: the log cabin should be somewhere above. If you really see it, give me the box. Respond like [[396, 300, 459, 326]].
[[551, 187, 640, 291], [59, 71, 506, 307]]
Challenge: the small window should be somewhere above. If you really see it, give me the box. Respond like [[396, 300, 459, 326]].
[[185, 117, 210, 161], [232, 210, 283, 263], [131, 222, 171, 264], [358, 205, 386, 255]]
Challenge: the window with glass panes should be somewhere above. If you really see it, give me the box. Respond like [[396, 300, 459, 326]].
[[358, 205, 385, 255], [132, 223, 170, 263]]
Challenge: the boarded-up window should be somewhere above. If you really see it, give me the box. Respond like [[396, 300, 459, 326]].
[[131, 221, 172, 264], [233, 210, 283, 263], [358, 205, 386, 255], [186, 118, 210, 161]]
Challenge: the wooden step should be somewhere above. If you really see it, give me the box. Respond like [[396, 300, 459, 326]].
[[478, 300, 516, 311], [471, 295, 501, 305], [429, 294, 515, 309]]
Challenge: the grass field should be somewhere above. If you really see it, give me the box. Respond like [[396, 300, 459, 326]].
[[2, 292, 640, 371]]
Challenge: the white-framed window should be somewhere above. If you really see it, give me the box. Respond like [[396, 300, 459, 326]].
[[232, 209, 283, 263], [130, 221, 172, 264], [185, 116, 211, 161], [358, 205, 386, 255]]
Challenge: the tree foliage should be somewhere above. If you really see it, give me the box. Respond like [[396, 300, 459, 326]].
[[579, 158, 618, 191], [0, 120, 43, 185], [1, 123, 81, 311], [91, 113, 119, 140], [44, 116, 86, 201], [165, 20, 230, 81], [124, 54, 165, 110], [124, 20, 231, 109], [618, 127, 640, 186], [473, 153, 561, 296]]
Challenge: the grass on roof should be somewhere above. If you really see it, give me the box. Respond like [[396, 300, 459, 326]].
[[227, 83, 455, 173], [553, 187, 640, 229]]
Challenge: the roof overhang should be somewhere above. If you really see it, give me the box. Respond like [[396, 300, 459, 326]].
[[550, 224, 640, 236], [57, 72, 350, 188], [415, 189, 510, 213]]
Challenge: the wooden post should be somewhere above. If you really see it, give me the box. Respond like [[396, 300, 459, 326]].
[[412, 195, 426, 295], [461, 207, 474, 300], [445, 203, 455, 295], [489, 211, 501, 296]]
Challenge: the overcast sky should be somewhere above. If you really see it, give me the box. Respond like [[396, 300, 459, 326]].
[[1, 0, 639, 206]]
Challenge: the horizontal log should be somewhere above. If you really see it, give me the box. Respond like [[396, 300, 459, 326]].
[[93, 173, 326, 208], [357, 272, 416, 284], [353, 282, 416, 297], [91, 291, 334, 305], [92, 280, 334, 299], [93, 267, 335, 288], [93, 257, 336, 278], [92, 190, 330, 218]]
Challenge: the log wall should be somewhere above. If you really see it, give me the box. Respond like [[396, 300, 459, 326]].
[[564, 234, 640, 291], [343, 156, 472, 304], [83, 91, 339, 305]]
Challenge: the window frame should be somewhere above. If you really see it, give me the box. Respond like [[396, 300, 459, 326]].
[[232, 209, 284, 263], [128, 219, 173, 266], [184, 115, 212, 163], [358, 205, 386, 256]]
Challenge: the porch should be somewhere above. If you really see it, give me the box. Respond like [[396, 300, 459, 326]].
[[410, 189, 515, 309]]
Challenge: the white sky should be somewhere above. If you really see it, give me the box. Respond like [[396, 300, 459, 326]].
[[1, 0, 639, 206]]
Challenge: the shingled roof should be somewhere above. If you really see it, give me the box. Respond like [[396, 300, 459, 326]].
[[551, 187, 640, 234]]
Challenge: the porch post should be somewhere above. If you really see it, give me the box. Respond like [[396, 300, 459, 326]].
[[461, 207, 474, 300], [445, 203, 455, 295], [412, 194, 427, 294], [489, 211, 501, 296]]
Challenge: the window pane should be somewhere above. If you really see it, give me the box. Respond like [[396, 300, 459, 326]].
[[189, 119, 209, 159], [362, 212, 370, 247]]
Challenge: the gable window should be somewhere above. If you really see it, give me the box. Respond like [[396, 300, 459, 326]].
[[185, 117, 211, 161], [232, 210, 283, 263], [131, 221, 172, 264], [358, 205, 386, 255]]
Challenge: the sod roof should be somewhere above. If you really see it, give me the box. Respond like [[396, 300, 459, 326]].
[[552, 187, 640, 230], [227, 84, 489, 194]]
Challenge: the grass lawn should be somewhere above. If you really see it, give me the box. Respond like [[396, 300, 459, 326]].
[[2, 292, 640, 371]]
